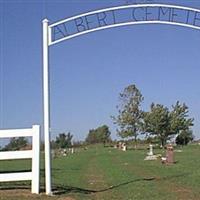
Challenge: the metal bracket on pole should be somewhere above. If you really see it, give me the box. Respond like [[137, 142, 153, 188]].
[[42, 18, 52, 195]]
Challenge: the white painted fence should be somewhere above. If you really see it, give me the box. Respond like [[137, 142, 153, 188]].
[[0, 125, 40, 194]]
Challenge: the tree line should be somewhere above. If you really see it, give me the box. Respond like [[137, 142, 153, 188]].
[[112, 84, 194, 147], [0, 84, 194, 151]]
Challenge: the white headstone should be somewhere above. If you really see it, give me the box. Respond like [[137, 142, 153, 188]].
[[148, 144, 153, 156], [122, 145, 127, 151], [144, 144, 157, 160]]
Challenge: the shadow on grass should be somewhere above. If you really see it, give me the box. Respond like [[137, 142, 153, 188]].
[[0, 169, 31, 173], [53, 173, 189, 195], [0, 173, 189, 195], [52, 177, 154, 195]]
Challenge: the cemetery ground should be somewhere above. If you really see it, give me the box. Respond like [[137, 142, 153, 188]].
[[0, 144, 200, 200]]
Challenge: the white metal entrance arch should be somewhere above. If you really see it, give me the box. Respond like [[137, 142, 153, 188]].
[[42, 3, 200, 195]]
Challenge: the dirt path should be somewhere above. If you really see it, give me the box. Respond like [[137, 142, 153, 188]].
[[83, 150, 109, 200]]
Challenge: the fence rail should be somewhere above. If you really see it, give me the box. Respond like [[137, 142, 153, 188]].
[[0, 125, 40, 194]]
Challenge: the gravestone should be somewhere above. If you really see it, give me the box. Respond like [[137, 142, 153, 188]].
[[148, 144, 153, 156], [144, 144, 157, 160], [166, 144, 174, 164], [62, 149, 67, 156], [118, 142, 122, 150], [122, 143, 127, 151]]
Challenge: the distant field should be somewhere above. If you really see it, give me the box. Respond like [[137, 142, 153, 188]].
[[0, 144, 200, 200]]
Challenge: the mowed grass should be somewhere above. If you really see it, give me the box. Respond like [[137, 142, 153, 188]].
[[0, 144, 200, 200]]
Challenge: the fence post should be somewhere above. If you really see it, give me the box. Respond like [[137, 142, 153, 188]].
[[31, 125, 40, 194]]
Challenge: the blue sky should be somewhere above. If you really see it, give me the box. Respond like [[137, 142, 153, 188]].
[[0, 0, 200, 143]]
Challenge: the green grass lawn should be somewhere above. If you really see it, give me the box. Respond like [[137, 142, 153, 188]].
[[0, 144, 200, 200]]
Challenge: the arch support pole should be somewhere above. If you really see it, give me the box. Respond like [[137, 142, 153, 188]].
[[42, 18, 52, 195]]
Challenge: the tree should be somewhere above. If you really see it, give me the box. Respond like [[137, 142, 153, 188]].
[[176, 129, 194, 146], [143, 103, 170, 147], [97, 125, 111, 145], [170, 101, 194, 134], [85, 130, 96, 144], [85, 125, 111, 145], [143, 101, 194, 147], [54, 132, 73, 149], [3, 137, 28, 151], [112, 84, 144, 147]]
